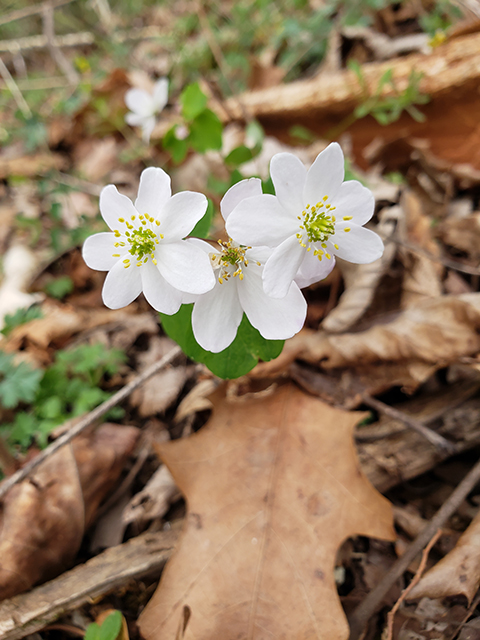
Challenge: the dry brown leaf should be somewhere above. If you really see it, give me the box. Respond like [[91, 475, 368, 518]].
[[408, 510, 480, 602], [122, 465, 180, 526], [440, 212, 480, 260], [255, 293, 480, 387], [0, 153, 67, 180], [138, 383, 394, 640], [0, 424, 139, 600]]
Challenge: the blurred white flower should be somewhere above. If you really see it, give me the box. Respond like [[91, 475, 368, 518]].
[[226, 142, 384, 298], [82, 167, 215, 314], [189, 179, 307, 353], [125, 78, 168, 143]]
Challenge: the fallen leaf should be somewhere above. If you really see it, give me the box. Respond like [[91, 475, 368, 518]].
[[0, 423, 139, 600], [254, 293, 480, 390], [408, 510, 480, 602], [138, 383, 394, 640], [0, 153, 67, 179], [122, 465, 180, 526]]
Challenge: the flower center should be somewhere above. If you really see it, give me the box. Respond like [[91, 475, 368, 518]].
[[296, 196, 337, 261], [112, 213, 164, 268], [211, 239, 251, 284]]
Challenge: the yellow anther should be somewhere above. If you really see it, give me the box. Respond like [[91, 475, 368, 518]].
[[307, 247, 311, 252], [114, 242, 119, 247], [321, 242, 327, 248], [139, 215, 144, 219], [344, 227, 351, 232], [114, 231, 121, 237], [218, 278, 223, 284], [123, 258, 130, 264], [152, 258, 157, 265], [239, 273, 244, 280], [155, 220, 161, 226], [323, 195, 328, 201], [131, 215, 136, 221], [343, 216, 352, 221], [306, 204, 310, 209], [112, 253, 120, 257], [160, 234, 164, 239], [118, 217, 125, 223], [334, 243, 339, 250], [325, 253, 331, 259]]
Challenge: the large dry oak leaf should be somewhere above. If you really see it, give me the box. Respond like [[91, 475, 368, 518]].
[[138, 384, 394, 640]]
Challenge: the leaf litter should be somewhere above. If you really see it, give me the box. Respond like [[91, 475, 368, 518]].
[[1, 3, 480, 640]]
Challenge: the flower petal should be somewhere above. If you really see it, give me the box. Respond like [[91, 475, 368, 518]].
[[333, 180, 375, 226], [157, 241, 215, 294], [330, 224, 384, 264], [152, 78, 169, 111], [102, 260, 142, 309], [220, 178, 262, 221], [141, 260, 182, 314], [295, 247, 336, 289], [124, 88, 153, 117], [303, 142, 344, 206], [125, 112, 146, 127], [270, 152, 306, 214], [134, 167, 171, 218], [160, 191, 208, 239], [83, 232, 121, 271], [100, 184, 138, 231], [141, 116, 156, 143], [192, 280, 243, 352], [262, 235, 305, 298], [225, 194, 296, 247], [239, 267, 307, 340]]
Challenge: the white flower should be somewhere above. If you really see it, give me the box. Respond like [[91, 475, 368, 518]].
[[82, 167, 215, 314], [189, 179, 307, 353], [225, 142, 384, 298], [125, 78, 168, 143]]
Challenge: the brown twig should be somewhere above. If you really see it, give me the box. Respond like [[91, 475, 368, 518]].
[[42, 2, 79, 86], [0, 55, 31, 118], [0, 345, 182, 502], [349, 455, 480, 640], [391, 237, 480, 276], [385, 529, 442, 640], [361, 393, 457, 454]]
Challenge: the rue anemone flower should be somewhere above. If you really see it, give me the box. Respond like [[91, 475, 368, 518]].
[[188, 178, 307, 353], [225, 142, 384, 298], [82, 167, 215, 314], [125, 77, 168, 143]]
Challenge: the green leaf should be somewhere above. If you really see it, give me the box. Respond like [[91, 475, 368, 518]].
[[45, 276, 74, 300], [98, 611, 122, 640], [245, 120, 264, 152], [224, 145, 254, 167], [85, 623, 100, 640], [160, 305, 284, 379], [190, 198, 213, 239], [180, 82, 208, 121], [188, 109, 223, 153], [1, 306, 43, 337], [0, 353, 42, 409], [2, 412, 38, 448], [163, 125, 188, 164]]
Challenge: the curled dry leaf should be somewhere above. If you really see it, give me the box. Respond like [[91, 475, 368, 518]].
[[408, 510, 480, 603], [255, 293, 480, 388], [322, 206, 400, 333], [0, 424, 139, 600], [138, 383, 394, 640], [122, 465, 180, 526]]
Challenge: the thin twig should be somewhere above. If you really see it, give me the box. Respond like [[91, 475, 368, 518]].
[[349, 455, 480, 640], [362, 394, 457, 454], [0, 0, 75, 27], [0, 55, 31, 118], [0, 345, 182, 502], [385, 529, 442, 640], [42, 2, 79, 86]]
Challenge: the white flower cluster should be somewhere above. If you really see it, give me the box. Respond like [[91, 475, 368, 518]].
[[83, 143, 384, 353]]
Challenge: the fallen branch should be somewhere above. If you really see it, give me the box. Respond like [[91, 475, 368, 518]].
[[0, 528, 179, 640], [0, 345, 182, 502]]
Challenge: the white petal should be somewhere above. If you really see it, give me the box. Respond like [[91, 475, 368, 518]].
[[192, 280, 243, 352], [225, 194, 297, 247], [303, 142, 345, 206], [157, 241, 215, 294], [245, 246, 272, 264], [102, 260, 142, 309], [333, 180, 375, 226], [295, 247, 336, 289], [152, 78, 169, 111], [185, 237, 216, 254], [330, 224, 384, 264], [125, 112, 146, 127], [270, 153, 306, 214], [141, 260, 182, 314], [100, 184, 138, 231], [239, 267, 307, 340], [160, 191, 208, 239], [220, 178, 262, 221], [124, 88, 153, 117], [262, 235, 305, 299], [83, 232, 121, 271], [141, 116, 156, 143], [135, 167, 171, 217]]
